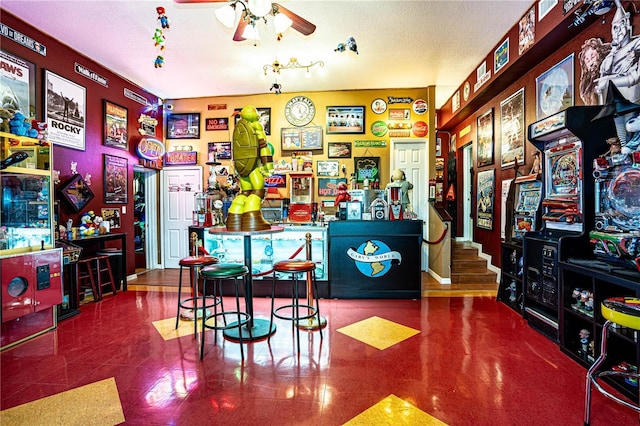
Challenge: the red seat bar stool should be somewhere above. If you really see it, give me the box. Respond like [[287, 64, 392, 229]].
[[199, 263, 251, 360], [584, 297, 640, 425], [175, 255, 219, 338], [269, 259, 323, 353]]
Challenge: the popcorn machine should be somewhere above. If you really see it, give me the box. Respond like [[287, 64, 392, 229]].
[[288, 171, 314, 223]]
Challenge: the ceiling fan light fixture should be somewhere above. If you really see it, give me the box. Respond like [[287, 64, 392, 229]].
[[273, 12, 293, 34], [215, 4, 236, 28], [248, 0, 272, 18], [242, 23, 261, 40]]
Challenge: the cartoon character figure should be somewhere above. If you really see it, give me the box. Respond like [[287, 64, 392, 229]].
[[152, 29, 166, 50], [157, 7, 170, 29], [154, 55, 165, 68], [334, 181, 351, 205], [226, 105, 274, 231]]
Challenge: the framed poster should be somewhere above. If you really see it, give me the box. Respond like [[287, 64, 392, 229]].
[[326, 106, 365, 134], [281, 126, 323, 151], [104, 154, 129, 204], [101, 208, 121, 229], [0, 49, 36, 120], [346, 201, 363, 220], [209, 141, 232, 160], [476, 169, 495, 230], [354, 157, 380, 183], [500, 88, 525, 169], [316, 160, 340, 177], [103, 100, 128, 150], [318, 177, 347, 197], [44, 69, 86, 150], [167, 113, 200, 139], [536, 53, 574, 120], [328, 142, 351, 158], [58, 174, 94, 213], [476, 108, 494, 167]]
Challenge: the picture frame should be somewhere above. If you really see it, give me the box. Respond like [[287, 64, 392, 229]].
[[103, 100, 128, 150], [281, 126, 323, 151], [0, 49, 36, 120], [476, 169, 495, 230], [209, 141, 232, 160], [316, 160, 340, 177], [58, 174, 95, 213], [318, 177, 347, 197], [500, 87, 525, 169], [354, 157, 380, 183], [346, 201, 363, 220], [167, 112, 200, 139], [476, 108, 494, 167], [328, 142, 352, 158], [104, 154, 129, 204], [535, 53, 574, 120], [44, 69, 86, 151], [101, 208, 121, 229], [326, 106, 365, 134]]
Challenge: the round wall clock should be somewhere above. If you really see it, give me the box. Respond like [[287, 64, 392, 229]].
[[285, 96, 315, 127]]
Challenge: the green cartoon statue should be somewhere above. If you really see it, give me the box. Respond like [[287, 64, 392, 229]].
[[226, 105, 274, 231]]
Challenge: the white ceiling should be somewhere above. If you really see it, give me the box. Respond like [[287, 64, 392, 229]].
[[2, 0, 536, 109]]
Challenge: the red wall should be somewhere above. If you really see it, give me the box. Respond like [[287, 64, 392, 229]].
[[1, 11, 164, 277]]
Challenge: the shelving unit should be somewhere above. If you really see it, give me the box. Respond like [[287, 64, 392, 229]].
[[498, 241, 524, 314], [559, 261, 640, 401]]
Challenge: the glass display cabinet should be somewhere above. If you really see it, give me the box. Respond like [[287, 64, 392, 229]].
[[1, 131, 62, 350]]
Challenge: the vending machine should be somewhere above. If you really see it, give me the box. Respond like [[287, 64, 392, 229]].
[[523, 107, 615, 341]]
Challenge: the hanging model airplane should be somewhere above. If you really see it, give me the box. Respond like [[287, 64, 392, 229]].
[[173, 0, 316, 41]]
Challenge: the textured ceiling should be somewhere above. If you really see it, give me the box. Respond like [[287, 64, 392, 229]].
[[2, 0, 536, 108]]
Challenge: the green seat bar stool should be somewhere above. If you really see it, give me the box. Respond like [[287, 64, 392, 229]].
[[584, 297, 640, 425], [175, 255, 220, 338], [199, 263, 252, 361], [269, 259, 323, 353]]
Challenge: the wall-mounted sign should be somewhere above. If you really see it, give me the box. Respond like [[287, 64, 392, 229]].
[[0, 23, 46, 55], [165, 150, 197, 165], [136, 137, 166, 161], [387, 96, 413, 104], [74, 62, 108, 87], [412, 121, 428, 137], [124, 88, 148, 105], [354, 157, 380, 183], [355, 140, 387, 147], [265, 174, 286, 188], [138, 113, 157, 136], [412, 99, 427, 115], [206, 117, 229, 131], [208, 104, 227, 110], [318, 177, 347, 197]]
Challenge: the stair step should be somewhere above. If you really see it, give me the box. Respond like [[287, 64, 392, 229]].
[[451, 271, 498, 284], [452, 259, 488, 270]]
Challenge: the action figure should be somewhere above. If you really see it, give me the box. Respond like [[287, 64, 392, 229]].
[[334, 181, 351, 205], [226, 105, 274, 231], [386, 168, 413, 211]]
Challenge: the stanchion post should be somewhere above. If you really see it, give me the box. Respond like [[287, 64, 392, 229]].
[[298, 232, 327, 330]]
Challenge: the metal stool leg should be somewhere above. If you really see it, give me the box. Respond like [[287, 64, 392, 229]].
[[175, 265, 185, 330], [584, 321, 610, 426]]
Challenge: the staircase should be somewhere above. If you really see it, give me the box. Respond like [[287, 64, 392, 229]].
[[450, 241, 498, 290]]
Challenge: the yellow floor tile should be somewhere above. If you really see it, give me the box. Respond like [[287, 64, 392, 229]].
[[0, 378, 124, 426], [152, 316, 203, 340], [344, 394, 448, 425], [337, 316, 420, 350]]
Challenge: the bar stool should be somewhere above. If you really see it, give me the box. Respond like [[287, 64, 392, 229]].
[[96, 248, 123, 291], [584, 297, 640, 425], [77, 257, 100, 303], [175, 255, 219, 338], [94, 255, 117, 298], [199, 263, 251, 360], [269, 259, 323, 353]]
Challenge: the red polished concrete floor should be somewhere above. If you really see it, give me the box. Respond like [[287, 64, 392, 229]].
[[1, 285, 637, 425]]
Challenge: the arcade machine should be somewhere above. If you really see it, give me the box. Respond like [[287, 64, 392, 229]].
[[523, 107, 615, 342]]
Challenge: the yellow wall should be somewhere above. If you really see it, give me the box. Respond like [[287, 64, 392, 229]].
[[167, 88, 429, 201]]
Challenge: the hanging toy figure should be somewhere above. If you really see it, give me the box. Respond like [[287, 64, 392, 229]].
[[335, 36, 358, 54], [156, 6, 170, 29], [154, 55, 164, 68], [226, 105, 274, 231], [153, 29, 166, 50]]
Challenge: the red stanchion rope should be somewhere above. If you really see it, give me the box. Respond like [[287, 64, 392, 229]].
[[251, 242, 306, 277], [422, 223, 449, 245]]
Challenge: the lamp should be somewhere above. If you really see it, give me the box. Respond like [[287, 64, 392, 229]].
[[215, 0, 295, 40], [263, 57, 324, 76]]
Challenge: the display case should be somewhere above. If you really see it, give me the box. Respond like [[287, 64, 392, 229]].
[[498, 241, 524, 314], [289, 172, 314, 222], [1, 132, 62, 350], [189, 224, 328, 295]]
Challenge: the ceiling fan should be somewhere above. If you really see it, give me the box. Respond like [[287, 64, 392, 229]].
[[173, 0, 316, 42]]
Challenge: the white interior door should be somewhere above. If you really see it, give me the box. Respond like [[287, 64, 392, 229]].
[[391, 138, 428, 270], [161, 166, 202, 268], [463, 143, 473, 241]]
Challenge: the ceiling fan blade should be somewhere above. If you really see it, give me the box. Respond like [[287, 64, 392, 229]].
[[273, 3, 316, 36], [233, 12, 249, 42], [173, 0, 227, 3]]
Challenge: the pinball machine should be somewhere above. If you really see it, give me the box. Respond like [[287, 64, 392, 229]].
[[523, 107, 615, 342]]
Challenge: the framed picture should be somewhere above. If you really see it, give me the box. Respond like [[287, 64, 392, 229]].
[[58, 174, 94, 213], [0, 49, 36, 120], [536, 53, 574, 120], [328, 142, 351, 158], [281, 126, 323, 151], [44, 69, 86, 151], [167, 113, 200, 139], [101, 208, 121, 229], [316, 160, 340, 177], [346, 201, 363, 220], [233, 107, 271, 135], [500, 88, 525, 169], [326, 106, 365, 134], [476, 169, 495, 230], [103, 100, 128, 150], [476, 108, 494, 167], [104, 154, 129, 204], [318, 177, 347, 197], [209, 141, 232, 160], [354, 157, 380, 183]]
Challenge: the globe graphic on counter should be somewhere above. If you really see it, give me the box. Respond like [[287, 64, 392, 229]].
[[350, 240, 399, 277]]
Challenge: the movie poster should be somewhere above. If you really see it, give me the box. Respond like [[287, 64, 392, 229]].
[[476, 169, 495, 230], [0, 49, 35, 119], [44, 70, 86, 150]]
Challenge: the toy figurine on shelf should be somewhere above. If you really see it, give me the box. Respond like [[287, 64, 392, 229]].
[[578, 328, 593, 361], [335, 181, 351, 205], [508, 281, 517, 303]]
